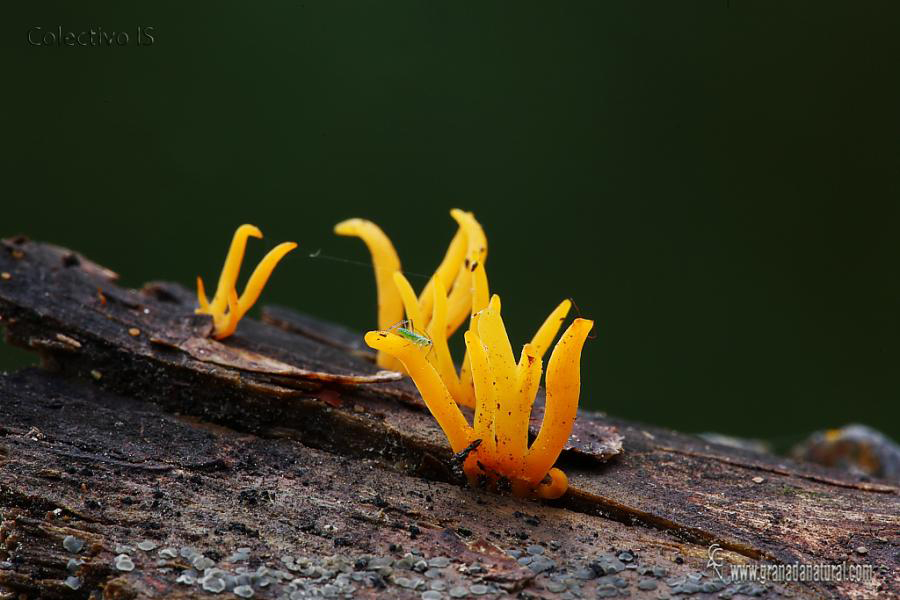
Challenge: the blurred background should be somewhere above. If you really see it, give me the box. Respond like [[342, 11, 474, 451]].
[[2, 2, 898, 447]]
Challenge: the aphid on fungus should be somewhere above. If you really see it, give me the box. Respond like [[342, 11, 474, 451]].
[[386, 320, 433, 348], [196, 224, 296, 340]]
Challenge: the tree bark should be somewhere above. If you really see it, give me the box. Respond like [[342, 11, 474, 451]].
[[0, 236, 896, 599]]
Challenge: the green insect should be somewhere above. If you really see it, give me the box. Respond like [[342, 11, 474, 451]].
[[387, 320, 433, 348]]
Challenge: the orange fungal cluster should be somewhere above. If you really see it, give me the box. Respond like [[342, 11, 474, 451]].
[[341, 210, 594, 499]]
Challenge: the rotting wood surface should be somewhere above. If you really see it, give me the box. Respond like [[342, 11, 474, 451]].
[[0, 236, 897, 600]]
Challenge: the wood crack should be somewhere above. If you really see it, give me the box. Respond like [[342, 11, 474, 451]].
[[658, 446, 898, 494]]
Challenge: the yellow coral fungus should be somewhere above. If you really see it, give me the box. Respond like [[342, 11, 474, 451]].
[[334, 210, 487, 375], [365, 283, 593, 499], [196, 224, 296, 339]]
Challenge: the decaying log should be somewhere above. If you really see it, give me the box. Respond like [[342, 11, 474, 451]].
[[0, 236, 897, 600]]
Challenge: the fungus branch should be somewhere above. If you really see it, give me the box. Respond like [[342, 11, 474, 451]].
[[196, 224, 296, 340]]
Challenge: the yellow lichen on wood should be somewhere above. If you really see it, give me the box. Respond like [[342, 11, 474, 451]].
[[196, 225, 296, 340]]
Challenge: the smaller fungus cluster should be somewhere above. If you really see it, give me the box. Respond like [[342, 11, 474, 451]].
[[339, 210, 594, 499], [196, 224, 296, 339]]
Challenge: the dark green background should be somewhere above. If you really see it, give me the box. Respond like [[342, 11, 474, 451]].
[[3, 2, 898, 446]]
